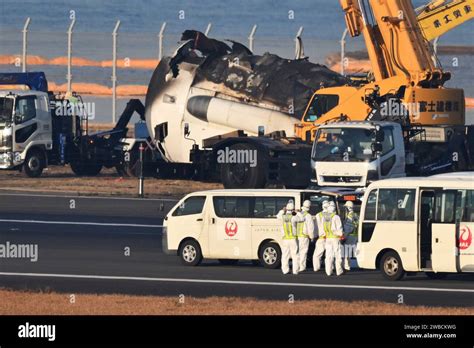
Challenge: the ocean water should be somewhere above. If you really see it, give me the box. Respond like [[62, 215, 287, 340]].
[[0, 0, 473, 122]]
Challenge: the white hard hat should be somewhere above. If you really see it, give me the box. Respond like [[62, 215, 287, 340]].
[[286, 202, 295, 211], [344, 201, 354, 208], [303, 200, 311, 209]]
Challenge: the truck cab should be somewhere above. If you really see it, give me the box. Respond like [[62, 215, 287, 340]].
[[0, 90, 52, 174], [311, 121, 406, 187]]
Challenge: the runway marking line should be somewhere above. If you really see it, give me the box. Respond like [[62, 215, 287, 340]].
[[0, 272, 472, 293], [0, 219, 162, 228]]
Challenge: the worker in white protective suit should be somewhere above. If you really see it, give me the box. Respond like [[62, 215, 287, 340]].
[[277, 202, 301, 275], [324, 201, 344, 276], [342, 201, 359, 271], [296, 200, 315, 272], [313, 200, 330, 272]]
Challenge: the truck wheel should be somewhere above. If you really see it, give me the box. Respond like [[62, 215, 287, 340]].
[[259, 241, 281, 269], [70, 162, 102, 176], [220, 143, 266, 189], [23, 150, 45, 178], [179, 240, 203, 266], [380, 251, 405, 281]]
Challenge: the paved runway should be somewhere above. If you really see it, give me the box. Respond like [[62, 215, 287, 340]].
[[0, 192, 472, 308]]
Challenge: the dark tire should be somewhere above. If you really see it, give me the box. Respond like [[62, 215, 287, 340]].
[[70, 162, 102, 176], [380, 251, 405, 281], [258, 241, 281, 269], [220, 143, 266, 189], [218, 259, 239, 266], [23, 149, 45, 178], [179, 239, 202, 266], [425, 272, 448, 280]]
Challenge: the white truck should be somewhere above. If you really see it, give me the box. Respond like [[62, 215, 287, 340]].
[[311, 121, 474, 187]]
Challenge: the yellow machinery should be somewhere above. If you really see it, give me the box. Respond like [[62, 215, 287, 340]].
[[295, 0, 470, 141], [417, 0, 474, 41]]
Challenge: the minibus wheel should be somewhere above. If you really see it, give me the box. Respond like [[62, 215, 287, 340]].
[[179, 240, 202, 266], [259, 242, 281, 269], [380, 251, 405, 281], [425, 272, 448, 280]]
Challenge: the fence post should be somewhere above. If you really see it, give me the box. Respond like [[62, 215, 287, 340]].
[[205, 23, 212, 36], [248, 24, 257, 53], [340, 28, 349, 76], [158, 22, 167, 60], [112, 20, 121, 124], [67, 18, 76, 96], [22, 17, 31, 73], [294, 26, 304, 59]]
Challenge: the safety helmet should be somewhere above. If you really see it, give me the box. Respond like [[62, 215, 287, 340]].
[[344, 201, 354, 208], [322, 200, 330, 211], [286, 202, 295, 211], [303, 200, 311, 209]]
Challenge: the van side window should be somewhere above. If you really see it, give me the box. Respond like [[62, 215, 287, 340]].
[[15, 96, 37, 123], [377, 189, 415, 221], [213, 197, 253, 218], [254, 197, 292, 218], [364, 189, 377, 221], [172, 196, 206, 216]]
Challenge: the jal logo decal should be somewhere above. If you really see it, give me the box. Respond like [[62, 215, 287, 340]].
[[458, 225, 472, 250], [225, 220, 238, 237]]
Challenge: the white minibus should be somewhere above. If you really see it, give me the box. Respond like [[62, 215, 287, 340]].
[[163, 189, 361, 268], [357, 175, 474, 280]]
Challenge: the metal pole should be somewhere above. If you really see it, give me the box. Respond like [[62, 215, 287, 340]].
[[340, 28, 349, 76], [432, 37, 440, 67], [138, 143, 145, 198], [112, 20, 121, 124], [294, 26, 304, 59], [205, 23, 212, 36], [158, 22, 167, 60], [248, 24, 257, 53], [22, 17, 31, 72], [67, 18, 76, 96]]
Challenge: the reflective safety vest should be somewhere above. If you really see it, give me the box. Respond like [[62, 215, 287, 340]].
[[346, 211, 359, 237], [297, 211, 309, 238], [282, 213, 296, 240], [323, 213, 338, 239]]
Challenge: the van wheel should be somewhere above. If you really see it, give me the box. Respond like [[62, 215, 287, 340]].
[[380, 251, 405, 281], [220, 143, 266, 189], [218, 259, 239, 265], [259, 242, 281, 269], [24, 149, 45, 178], [179, 240, 202, 266], [425, 272, 448, 280]]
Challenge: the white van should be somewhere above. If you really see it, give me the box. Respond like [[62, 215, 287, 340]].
[[356, 175, 474, 280], [163, 189, 361, 268]]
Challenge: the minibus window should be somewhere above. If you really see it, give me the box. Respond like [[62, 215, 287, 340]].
[[213, 196, 253, 218], [172, 196, 206, 216], [301, 193, 335, 216], [364, 190, 377, 221], [377, 189, 415, 221], [254, 197, 292, 218], [461, 190, 474, 222], [434, 191, 456, 223]]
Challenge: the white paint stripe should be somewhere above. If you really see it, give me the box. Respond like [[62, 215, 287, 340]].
[[0, 272, 472, 293], [0, 192, 178, 202], [0, 219, 162, 228]]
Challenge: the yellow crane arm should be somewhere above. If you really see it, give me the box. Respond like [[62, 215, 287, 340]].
[[417, 0, 474, 41]]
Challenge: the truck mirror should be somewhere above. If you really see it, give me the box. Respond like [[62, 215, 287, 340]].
[[14, 115, 22, 124], [371, 142, 383, 153], [375, 128, 385, 142], [184, 123, 190, 137]]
